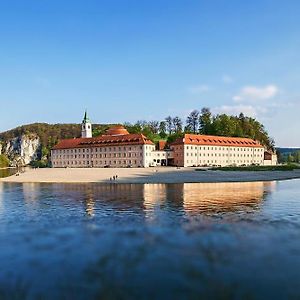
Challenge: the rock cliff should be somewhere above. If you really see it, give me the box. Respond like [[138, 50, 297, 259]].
[[0, 134, 41, 166]]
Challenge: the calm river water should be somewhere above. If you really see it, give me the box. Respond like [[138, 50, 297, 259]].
[[0, 180, 300, 299]]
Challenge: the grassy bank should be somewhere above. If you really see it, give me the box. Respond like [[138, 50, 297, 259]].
[[197, 164, 300, 172]]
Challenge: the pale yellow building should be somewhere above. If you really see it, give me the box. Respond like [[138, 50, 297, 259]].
[[170, 134, 266, 167]]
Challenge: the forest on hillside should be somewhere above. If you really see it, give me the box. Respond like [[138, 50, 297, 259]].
[[277, 148, 300, 163], [0, 107, 275, 166], [0, 123, 110, 150], [124, 108, 275, 150]]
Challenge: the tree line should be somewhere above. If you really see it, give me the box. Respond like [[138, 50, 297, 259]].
[[124, 108, 275, 150], [278, 150, 300, 164]]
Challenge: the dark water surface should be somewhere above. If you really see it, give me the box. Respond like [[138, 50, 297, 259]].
[[0, 168, 17, 178], [0, 180, 300, 299]]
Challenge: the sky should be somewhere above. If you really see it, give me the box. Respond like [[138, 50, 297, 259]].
[[0, 0, 299, 147]]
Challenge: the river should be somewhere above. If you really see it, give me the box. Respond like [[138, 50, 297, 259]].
[[0, 180, 299, 299]]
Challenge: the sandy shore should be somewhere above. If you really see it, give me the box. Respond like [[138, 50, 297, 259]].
[[1, 167, 300, 184]]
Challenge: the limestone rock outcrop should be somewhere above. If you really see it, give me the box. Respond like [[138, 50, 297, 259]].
[[2, 134, 41, 166]]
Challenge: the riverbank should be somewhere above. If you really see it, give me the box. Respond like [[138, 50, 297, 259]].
[[1, 167, 300, 184]]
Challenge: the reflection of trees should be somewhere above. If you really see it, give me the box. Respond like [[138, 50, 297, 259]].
[[0, 183, 3, 214], [0, 168, 23, 178], [0, 169, 11, 178]]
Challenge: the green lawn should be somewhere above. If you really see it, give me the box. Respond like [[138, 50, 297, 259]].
[[196, 164, 300, 172]]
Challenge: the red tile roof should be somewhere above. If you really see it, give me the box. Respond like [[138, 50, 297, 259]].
[[105, 125, 129, 136], [52, 133, 154, 150], [158, 140, 167, 150], [171, 134, 264, 148]]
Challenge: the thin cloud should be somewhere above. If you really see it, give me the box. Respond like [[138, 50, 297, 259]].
[[233, 85, 278, 102], [213, 104, 258, 117]]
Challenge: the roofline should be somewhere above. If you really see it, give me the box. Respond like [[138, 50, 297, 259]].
[[170, 133, 265, 148], [51, 134, 154, 150]]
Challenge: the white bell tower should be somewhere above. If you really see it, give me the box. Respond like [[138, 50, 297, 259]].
[[81, 110, 92, 138]]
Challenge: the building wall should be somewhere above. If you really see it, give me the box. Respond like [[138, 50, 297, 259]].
[[150, 150, 174, 166], [52, 143, 266, 168], [142, 144, 156, 167], [263, 154, 278, 166], [51, 144, 147, 168], [171, 144, 265, 167]]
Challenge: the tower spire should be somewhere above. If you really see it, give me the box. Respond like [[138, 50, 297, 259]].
[[83, 109, 90, 124], [81, 109, 92, 138]]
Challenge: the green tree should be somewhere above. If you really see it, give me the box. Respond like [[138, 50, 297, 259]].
[[186, 110, 199, 133], [173, 116, 183, 133], [165, 116, 173, 134], [159, 121, 167, 138], [148, 121, 159, 134], [199, 108, 212, 134]]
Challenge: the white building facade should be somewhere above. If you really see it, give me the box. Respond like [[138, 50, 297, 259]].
[[170, 134, 266, 167]]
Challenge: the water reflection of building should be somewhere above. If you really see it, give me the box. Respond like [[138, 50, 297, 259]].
[[21, 183, 42, 216], [50, 183, 145, 217], [84, 187, 96, 217], [25, 181, 276, 219], [182, 182, 276, 214], [22, 183, 41, 203], [143, 184, 168, 221], [143, 181, 276, 216]]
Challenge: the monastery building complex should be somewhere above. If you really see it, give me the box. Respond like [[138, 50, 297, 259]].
[[51, 112, 277, 168]]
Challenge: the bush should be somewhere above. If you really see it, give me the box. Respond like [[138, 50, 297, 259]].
[[30, 160, 49, 168]]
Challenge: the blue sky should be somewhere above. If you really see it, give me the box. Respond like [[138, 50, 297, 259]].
[[0, 0, 299, 146]]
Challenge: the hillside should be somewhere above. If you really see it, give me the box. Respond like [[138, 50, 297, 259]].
[[277, 148, 300, 163], [277, 148, 300, 154], [0, 123, 111, 167], [0, 123, 110, 150]]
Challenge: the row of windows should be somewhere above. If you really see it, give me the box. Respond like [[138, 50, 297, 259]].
[[53, 160, 142, 166], [173, 146, 263, 152], [184, 153, 263, 158], [53, 146, 143, 154], [178, 160, 262, 165], [185, 146, 263, 152], [52, 152, 142, 159]]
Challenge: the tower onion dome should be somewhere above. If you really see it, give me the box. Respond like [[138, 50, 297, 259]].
[[106, 125, 129, 136]]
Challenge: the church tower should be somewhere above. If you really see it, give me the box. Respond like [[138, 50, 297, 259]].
[[81, 110, 92, 138]]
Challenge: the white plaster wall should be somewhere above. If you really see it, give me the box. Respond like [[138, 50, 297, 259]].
[[52, 145, 145, 168], [171, 144, 264, 167]]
